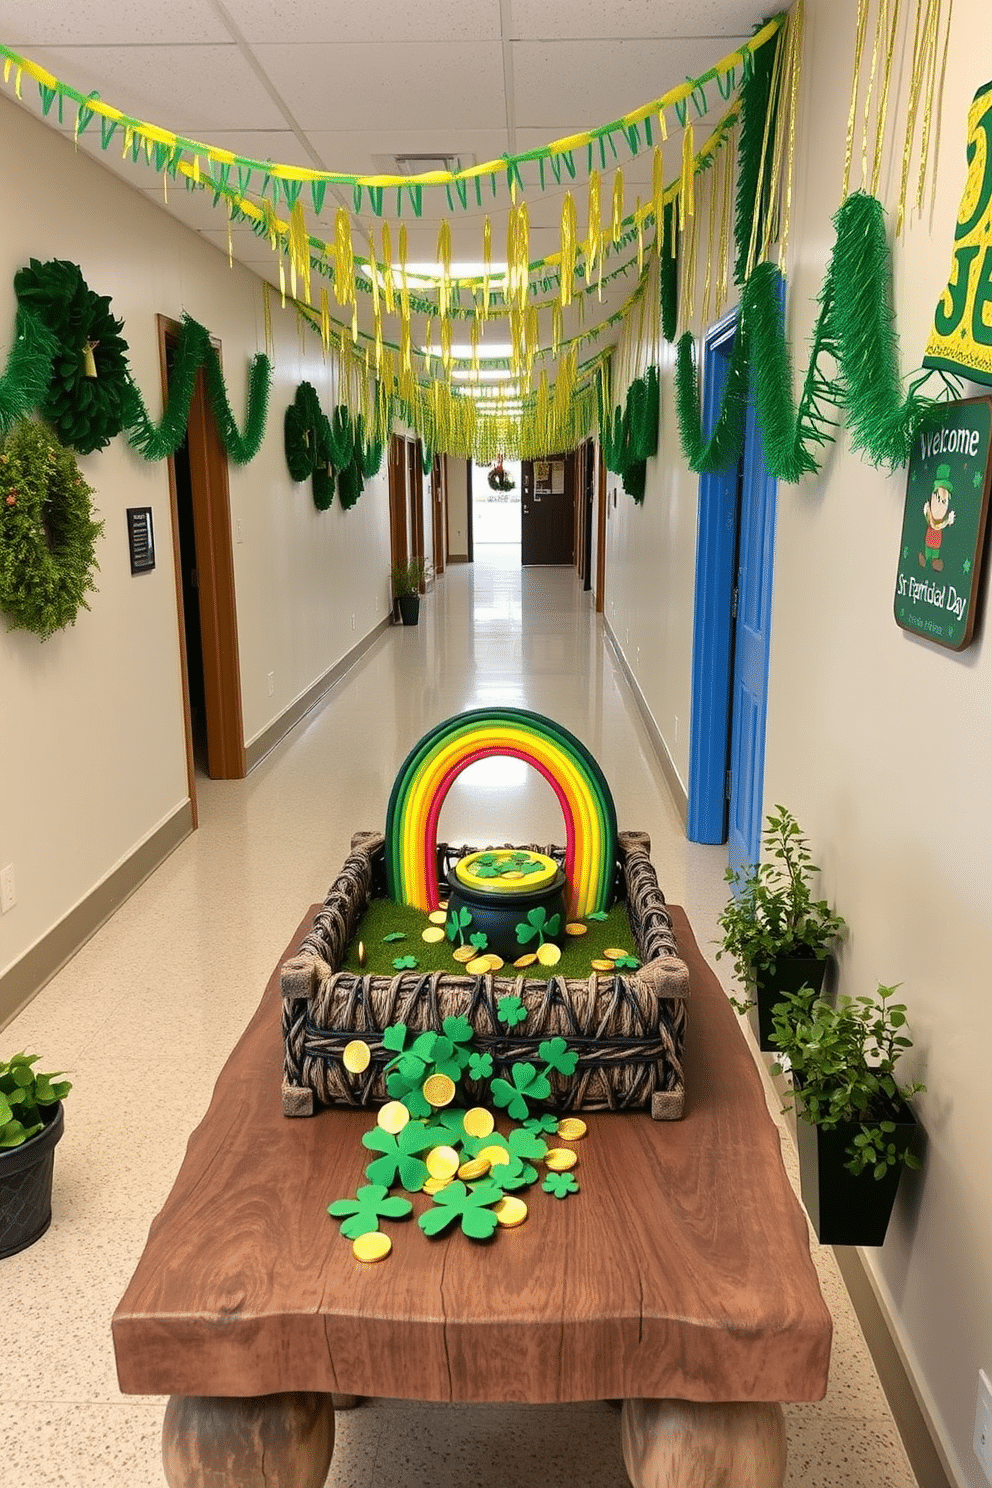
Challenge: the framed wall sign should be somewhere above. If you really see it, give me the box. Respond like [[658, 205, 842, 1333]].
[[127, 506, 155, 574], [893, 397, 992, 650]]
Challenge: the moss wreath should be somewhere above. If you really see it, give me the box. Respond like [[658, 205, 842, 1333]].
[[13, 258, 130, 455], [0, 417, 104, 640]]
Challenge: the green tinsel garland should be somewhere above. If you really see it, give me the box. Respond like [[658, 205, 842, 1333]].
[[660, 201, 678, 343], [326, 406, 354, 470], [0, 307, 60, 441], [13, 259, 131, 455], [123, 313, 270, 465], [734, 25, 782, 286], [0, 418, 104, 640], [337, 456, 364, 510], [675, 192, 940, 483], [357, 414, 385, 480], [283, 384, 388, 511], [600, 364, 660, 502]]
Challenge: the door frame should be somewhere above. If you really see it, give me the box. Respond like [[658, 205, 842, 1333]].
[[159, 315, 246, 801], [595, 444, 607, 613]]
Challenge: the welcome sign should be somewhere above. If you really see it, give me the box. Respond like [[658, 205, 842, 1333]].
[[894, 398, 992, 650]]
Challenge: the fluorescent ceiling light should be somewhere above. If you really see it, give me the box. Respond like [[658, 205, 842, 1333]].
[[450, 368, 521, 382], [420, 342, 515, 360], [361, 261, 508, 291]]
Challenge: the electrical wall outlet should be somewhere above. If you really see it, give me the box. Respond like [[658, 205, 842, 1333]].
[[975, 1369, 992, 1484], [267, 671, 274, 697], [235, 519, 243, 543], [674, 715, 680, 743], [0, 863, 16, 914], [351, 613, 356, 631]]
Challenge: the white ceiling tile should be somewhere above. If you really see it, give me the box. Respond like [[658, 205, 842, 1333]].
[[511, 37, 750, 130], [509, 0, 767, 41], [200, 131, 320, 169], [304, 128, 510, 177], [0, 0, 232, 45], [223, 0, 502, 45], [20, 44, 288, 134], [253, 41, 507, 131]]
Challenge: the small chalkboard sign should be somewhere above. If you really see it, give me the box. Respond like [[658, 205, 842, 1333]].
[[893, 397, 992, 650], [127, 506, 155, 575]]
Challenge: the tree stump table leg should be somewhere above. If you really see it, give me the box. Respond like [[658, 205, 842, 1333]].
[[621, 1398, 787, 1488], [162, 1392, 335, 1487]]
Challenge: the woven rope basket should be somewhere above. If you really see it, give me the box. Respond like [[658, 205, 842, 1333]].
[[282, 830, 688, 1120]]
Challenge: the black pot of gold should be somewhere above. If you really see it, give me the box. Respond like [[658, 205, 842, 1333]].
[[444, 850, 567, 965]]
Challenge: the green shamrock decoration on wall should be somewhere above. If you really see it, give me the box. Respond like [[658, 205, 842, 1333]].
[[327, 1184, 413, 1238]]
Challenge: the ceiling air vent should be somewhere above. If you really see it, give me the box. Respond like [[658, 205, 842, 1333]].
[[372, 153, 472, 177]]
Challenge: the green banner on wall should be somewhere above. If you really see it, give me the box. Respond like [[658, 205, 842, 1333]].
[[893, 397, 992, 650]]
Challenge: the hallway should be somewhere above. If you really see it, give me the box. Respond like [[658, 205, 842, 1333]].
[[1, 550, 917, 1486]]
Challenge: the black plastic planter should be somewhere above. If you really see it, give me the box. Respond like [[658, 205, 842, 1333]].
[[0, 1101, 64, 1258], [755, 952, 828, 1051], [397, 594, 421, 626], [795, 1101, 916, 1246]]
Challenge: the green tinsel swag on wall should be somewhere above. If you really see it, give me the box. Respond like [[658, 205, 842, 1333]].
[[284, 381, 385, 511], [675, 191, 953, 484], [600, 365, 659, 503], [0, 418, 104, 640]]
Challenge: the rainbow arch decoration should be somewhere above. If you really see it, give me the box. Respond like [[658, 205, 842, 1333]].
[[385, 708, 619, 920]]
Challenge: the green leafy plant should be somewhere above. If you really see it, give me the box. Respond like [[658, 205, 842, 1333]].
[[716, 805, 846, 1013], [0, 1052, 71, 1149], [770, 983, 925, 1179], [391, 556, 425, 598]]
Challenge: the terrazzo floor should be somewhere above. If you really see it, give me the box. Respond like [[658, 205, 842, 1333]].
[[1, 547, 919, 1487]]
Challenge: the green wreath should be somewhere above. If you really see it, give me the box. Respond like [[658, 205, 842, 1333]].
[[0, 418, 104, 640], [13, 258, 130, 455]]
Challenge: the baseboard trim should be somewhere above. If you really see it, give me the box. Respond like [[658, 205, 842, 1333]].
[[245, 617, 391, 774], [603, 618, 688, 828], [0, 800, 194, 1031]]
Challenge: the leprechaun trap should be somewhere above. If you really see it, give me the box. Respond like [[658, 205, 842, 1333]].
[[281, 708, 689, 1127]]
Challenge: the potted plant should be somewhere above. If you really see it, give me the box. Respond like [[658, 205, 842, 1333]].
[[391, 557, 425, 626], [770, 984, 924, 1246], [716, 805, 847, 1050], [1, 1052, 71, 1257]]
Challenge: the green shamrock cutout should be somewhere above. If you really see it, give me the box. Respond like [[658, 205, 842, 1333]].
[[543, 1171, 579, 1199], [538, 1037, 579, 1077], [515, 907, 560, 947], [392, 955, 418, 970], [446, 906, 473, 945], [586, 911, 609, 922], [491, 1061, 552, 1121], [474, 865, 500, 879], [523, 1112, 560, 1135], [469, 931, 489, 951], [327, 1183, 413, 1239], [362, 1122, 436, 1192], [385, 1057, 431, 1117], [382, 1023, 409, 1057], [612, 954, 640, 970], [497, 994, 527, 1028], [382, 931, 407, 942], [468, 1051, 494, 1080], [418, 1180, 504, 1239]]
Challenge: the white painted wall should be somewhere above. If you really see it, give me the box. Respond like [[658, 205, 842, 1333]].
[[0, 94, 390, 980], [446, 454, 470, 557], [603, 4, 992, 1484]]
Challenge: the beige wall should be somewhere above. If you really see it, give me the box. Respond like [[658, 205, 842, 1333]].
[[446, 455, 470, 558], [603, 4, 992, 1485], [0, 94, 390, 984]]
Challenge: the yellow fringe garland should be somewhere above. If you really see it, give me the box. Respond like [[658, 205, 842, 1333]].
[[560, 193, 576, 307], [586, 170, 602, 272]]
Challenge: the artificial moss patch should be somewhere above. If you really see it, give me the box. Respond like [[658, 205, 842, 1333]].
[[340, 895, 638, 980]]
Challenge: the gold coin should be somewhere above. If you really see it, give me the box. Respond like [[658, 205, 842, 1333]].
[[493, 1195, 528, 1228], [453, 945, 476, 963], [477, 1144, 511, 1168], [544, 1147, 578, 1172], [428, 909, 448, 925], [604, 948, 629, 962], [353, 1232, 391, 1263], [422, 1175, 453, 1195], [343, 1039, 371, 1074], [591, 959, 614, 972], [514, 953, 538, 968], [357, 941, 367, 965], [466, 957, 492, 974], [463, 1106, 495, 1139], [501, 870, 524, 880], [556, 1117, 587, 1141], [426, 1145, 460, 1180], [536, 942, 562, 966], [421, 926, 446, 943], [484, 954, 504, 971], [564, 923, 588, 937], [377, 1100, 411, 1134], [458, 1156, 491, 1180], [423, 1073, 457, 1108]]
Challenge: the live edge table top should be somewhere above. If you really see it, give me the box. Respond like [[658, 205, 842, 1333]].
[[112, 905, 831, 1407]]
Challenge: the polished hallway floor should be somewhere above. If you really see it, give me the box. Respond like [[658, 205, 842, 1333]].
[[1, 549, 918, 1486]]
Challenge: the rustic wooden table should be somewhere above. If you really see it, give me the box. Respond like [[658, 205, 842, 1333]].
[[113, 905, 831, 1488]]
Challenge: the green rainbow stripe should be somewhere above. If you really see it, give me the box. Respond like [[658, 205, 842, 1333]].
[[385, 708, 618, 919]]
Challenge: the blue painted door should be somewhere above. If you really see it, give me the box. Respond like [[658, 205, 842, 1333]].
[[726, 395, 778, 877]]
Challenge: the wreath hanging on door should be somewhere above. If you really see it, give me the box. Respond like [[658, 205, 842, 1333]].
[[487, 457, 515, 491], [0, 417, 104, 640]]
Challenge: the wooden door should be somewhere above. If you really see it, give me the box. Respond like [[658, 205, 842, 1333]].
[[432, 456, 446, 575], [521, 453, 576, 564]]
